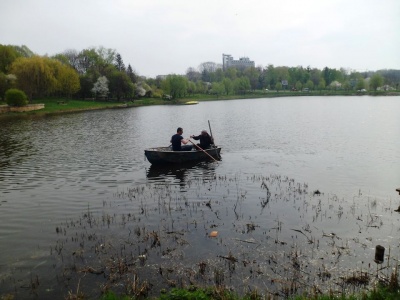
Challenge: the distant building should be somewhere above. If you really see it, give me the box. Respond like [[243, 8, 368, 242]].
[[222, 54, 255, 71]]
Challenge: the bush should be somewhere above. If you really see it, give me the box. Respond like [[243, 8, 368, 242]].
[[5, 88, 28, 107]]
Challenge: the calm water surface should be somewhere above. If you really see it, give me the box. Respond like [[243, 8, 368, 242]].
[[0, 96, 399, 297]]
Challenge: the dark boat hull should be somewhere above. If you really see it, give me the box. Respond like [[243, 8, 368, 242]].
[[144, 146, 221, 165]]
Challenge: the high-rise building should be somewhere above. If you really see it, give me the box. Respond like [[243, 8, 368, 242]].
[[222, 54, 255, 70]]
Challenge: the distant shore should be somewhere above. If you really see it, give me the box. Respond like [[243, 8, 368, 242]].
[[1, 90, 398, 118]]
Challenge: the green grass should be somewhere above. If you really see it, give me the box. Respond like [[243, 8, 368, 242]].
[[1, 90, 398, 118], [98, 284, 400, 300]]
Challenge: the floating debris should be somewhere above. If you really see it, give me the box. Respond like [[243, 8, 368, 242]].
[[209, 231, 218, 237]]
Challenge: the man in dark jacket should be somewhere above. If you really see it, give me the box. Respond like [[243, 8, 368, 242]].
[[190, 130, 214, 149], [171, 127, 192, 151]]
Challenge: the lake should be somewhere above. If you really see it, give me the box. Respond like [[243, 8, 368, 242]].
[[0, 96, 399, 298]]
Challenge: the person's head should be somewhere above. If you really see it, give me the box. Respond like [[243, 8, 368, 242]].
[[201, 130, 208, 136], [177, 127, 183, 134]]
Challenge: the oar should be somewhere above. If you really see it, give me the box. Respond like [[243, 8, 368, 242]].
[[208, 120, 214, 144], [188, 139, 218, 163], [208, 120, 221, 159]]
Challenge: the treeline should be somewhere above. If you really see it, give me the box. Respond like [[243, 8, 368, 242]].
[[1, 44, 399, 103]]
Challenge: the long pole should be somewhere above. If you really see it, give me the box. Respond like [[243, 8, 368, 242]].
[[208, 120, 214, 144], [188, 139, 218, 162]]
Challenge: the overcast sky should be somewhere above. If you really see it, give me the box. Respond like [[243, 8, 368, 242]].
[[1, 0, 399, 78]]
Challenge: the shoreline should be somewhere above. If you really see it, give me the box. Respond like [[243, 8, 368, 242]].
[[1, 91, 398, 119]]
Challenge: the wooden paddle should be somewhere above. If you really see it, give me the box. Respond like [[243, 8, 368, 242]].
[[188, 139, 218, 163]]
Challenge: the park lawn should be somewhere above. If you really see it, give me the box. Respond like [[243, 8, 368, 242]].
[[29, 98, 128, 114]]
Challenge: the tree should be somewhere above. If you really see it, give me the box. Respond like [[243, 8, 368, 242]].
[[369, 74, 384, 91], [310, 68, 322, 86], [10, 56, 57, 101], [78, 75, 94, 99], [355, 78, 365, 90], [295, 81, 302, 91], [233, 77, 250, 94], [114, 53, 125, 72], [56, 49, 80, 71], [318, 78, 326, 91], [222, 78, 233, 95], [126, 64, 137, 83], [305, 80, 314, 90], [186, 67, 201, 82], [75, 48, 100, 75], [11, 45, 34, 58], [198, 62, 219, 73], [275, 82, 282, 92], [195, 80, 208, 94], [243, 67, 260, 90], [57, 64, 81, 97], [0, 44, 20, 73], [265, 64, 277, 88], [91, 76, 109, 99], [135, 84, 145, 97], [161, 75, 188, 99], [210, 82, 225, 97], [224, 67, 238, 80], [109, 70, 134, 100], [0, 73, 16, 100], [187, 81, 196, 96]]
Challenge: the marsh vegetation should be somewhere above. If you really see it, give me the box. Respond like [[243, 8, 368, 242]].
[[2, 173, 398, 299]]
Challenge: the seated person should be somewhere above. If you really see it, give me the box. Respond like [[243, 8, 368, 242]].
[[190, 130, 214, 149], [170, 127, 193, 151]]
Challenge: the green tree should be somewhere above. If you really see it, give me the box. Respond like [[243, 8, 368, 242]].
[[355, 78, 365, 90], [233, 77, 250, 94], [0, 45, 21, 73], [310, 68, 322, 86], [47, 59, 80, 97], [187, 81, 196, 96], [114, 53, 125, 72], [318, 78, 326, 91], [295, 81, 302, 91], [265, 64, 277, 89], [109, 70, 134, 100], [210, 82, 225, 97], [161, 75, 188, 99], [0, 73, 16, 100], [10, 56, 57, 101], [275, 82, 282, 92], [369, 74, 384, 91], [126, 64, 137, 83], [11, 45, 34, 58], [57, 64, 80, 97], [342, 81, 351, 91], [222, 78, 233, 95], [305, 80, 314, 90], [224, 67, 238, 80], [195, 80, 208, 94], [244, 67, 260, 90]]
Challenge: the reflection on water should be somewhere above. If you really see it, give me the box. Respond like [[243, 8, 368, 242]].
[[146, 161, 218, 187]]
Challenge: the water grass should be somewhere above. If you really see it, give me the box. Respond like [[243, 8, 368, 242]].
[[1, 173, 398, 299]]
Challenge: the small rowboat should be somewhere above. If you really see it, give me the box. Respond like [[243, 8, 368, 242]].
[[144, 146, 221, 165]]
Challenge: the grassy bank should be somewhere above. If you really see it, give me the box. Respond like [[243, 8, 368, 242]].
[[98, 284, 400, 300], [0, 90, 398, 118]]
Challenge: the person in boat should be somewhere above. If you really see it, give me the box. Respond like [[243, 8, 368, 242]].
[[190, 130, 214, 149], [170, 127, 193, 151]]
